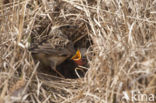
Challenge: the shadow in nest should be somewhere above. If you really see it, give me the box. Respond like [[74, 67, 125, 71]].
[[57, 59, 87, 79]]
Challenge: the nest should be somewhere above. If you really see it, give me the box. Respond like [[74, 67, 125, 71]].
[[1, 0, 156, 103]]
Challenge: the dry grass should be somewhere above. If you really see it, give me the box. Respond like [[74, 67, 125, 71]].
[[0, 0, 156, 103]]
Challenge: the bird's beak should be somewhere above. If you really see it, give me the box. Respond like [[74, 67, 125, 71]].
[[71, 49, 83, 65]]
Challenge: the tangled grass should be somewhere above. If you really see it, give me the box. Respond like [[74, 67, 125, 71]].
[[0, 0, 156, 103]]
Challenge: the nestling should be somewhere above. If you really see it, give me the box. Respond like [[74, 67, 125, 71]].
[[71, 48, 87, 66]]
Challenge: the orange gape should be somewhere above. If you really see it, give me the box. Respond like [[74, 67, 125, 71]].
[[71, 49, 84, 66]]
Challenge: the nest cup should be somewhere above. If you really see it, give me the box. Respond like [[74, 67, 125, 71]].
[[30, 17, 91, 78]]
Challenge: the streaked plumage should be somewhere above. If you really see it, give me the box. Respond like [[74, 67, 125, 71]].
[[29, 27, 75, 77]]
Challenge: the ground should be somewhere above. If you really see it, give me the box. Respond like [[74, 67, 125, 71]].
[[0, 0, 156, 103]]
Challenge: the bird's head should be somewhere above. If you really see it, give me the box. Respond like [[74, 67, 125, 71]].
[[71, 49, 85, 66]]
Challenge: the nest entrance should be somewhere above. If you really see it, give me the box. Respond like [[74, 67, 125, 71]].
[[31, 22, 91, 79]]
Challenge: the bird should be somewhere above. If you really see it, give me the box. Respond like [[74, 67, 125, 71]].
[[29, 26, 75, 77], [71, 48, 87, 66]]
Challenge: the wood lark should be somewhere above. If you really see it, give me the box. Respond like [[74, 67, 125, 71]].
[[29, 26, 75, 77]]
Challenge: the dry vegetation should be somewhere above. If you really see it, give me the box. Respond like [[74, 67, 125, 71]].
[[1, 0, 156, 103]]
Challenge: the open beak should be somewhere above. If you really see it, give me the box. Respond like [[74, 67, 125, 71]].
[[71, 49, 84, 66]]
